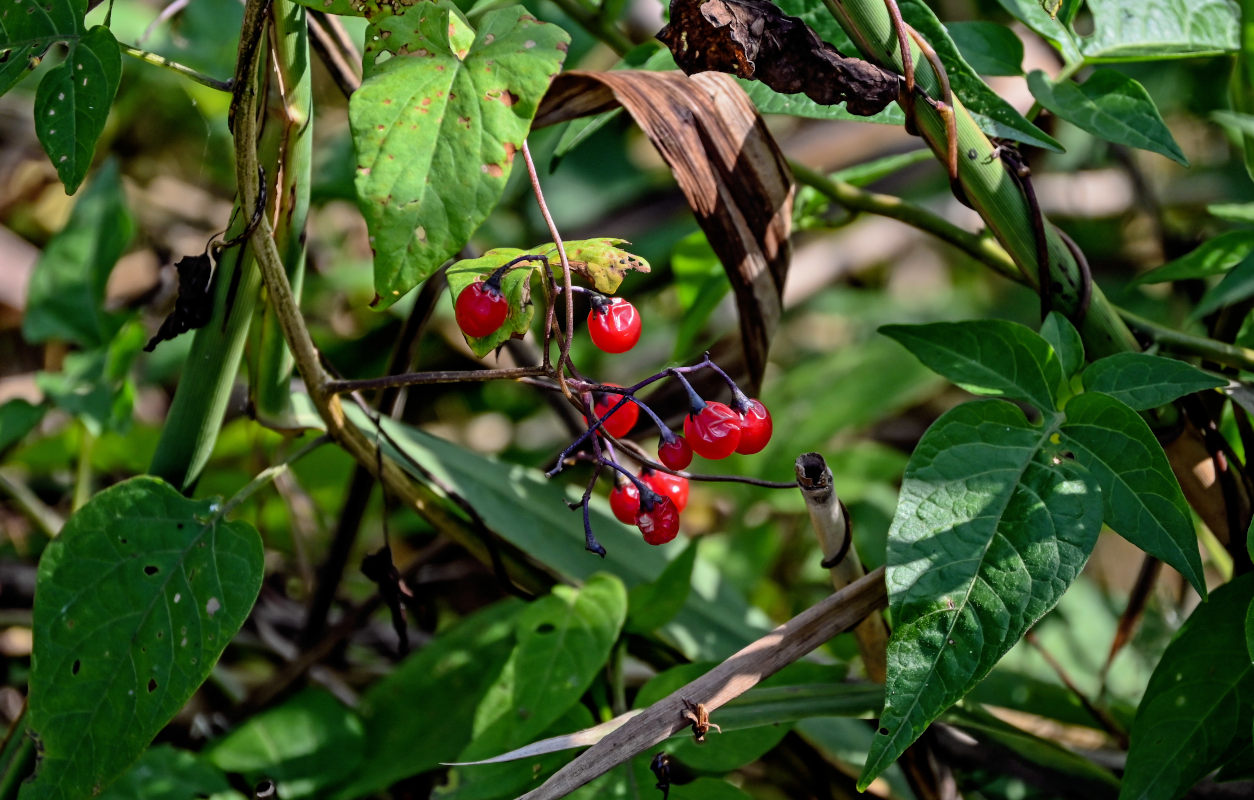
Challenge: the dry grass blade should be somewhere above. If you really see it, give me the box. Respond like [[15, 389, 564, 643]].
[[535, 70, 793, 392], [513, 566, 887, 800]]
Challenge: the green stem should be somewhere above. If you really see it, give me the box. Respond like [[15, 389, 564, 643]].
[[1118, 308, 1254, 372], [0, 469, 64, 538], [0, 709, 34, 800], [73, 424, 95, 511], [214, 434, 328, 521], [119, 43, 232, 91]]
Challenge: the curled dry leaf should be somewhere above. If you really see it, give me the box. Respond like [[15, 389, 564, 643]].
[[657, 0, 901, 117], [535, 69, 792, 392]]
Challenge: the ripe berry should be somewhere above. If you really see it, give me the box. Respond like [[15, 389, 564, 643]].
[[642, 468, 689, 512], [734, 398, 773, 455], [658, 436, 693, 471], [636, 492, 680, 545], [592, 389, 638, 439], [454, 280, 508, 338], [684, 401, 742, 460], [609, 482, 640, 525], [587, 297, 641, 353]]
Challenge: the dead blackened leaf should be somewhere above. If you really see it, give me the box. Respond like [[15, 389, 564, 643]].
[[144, 252, 215, 352], [657, 0, 901, 117], [535, 70, 792, 391]]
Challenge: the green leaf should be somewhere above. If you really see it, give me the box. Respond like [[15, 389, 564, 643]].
[[330, 600, 523, 800], [34, 25, 121, 193], [96, 745, 243, 800], [626, 540, 698, 634], [1132, 229, 1254, 285], [451, 575, 626, 793], [351, 2, 568, 307], [991, 0, 1082, 64], [945, 21, 1024, 75], [1039, 311, 1085, 379], [1082, 0, 1240, 60], [0, 399, 46, 453], [22, 159, 134, 347], [1193, 252, 1254, 318], [35, 319, 144, 435], [669, 230, 730, 359], [23, 476, 264, 800], [880, 320, 1063, 413], [858, 400, 1102, 789], [1120, 574, 1254, 800], [1208, 202, 1254, 223], [542, 237, 651, 294], [1060, 392, 1207, 595], [898, 0, 1062, 152], [206, 689, 364, 799], [553, 43, 673, 160], [1081, 353, 1225, 410], [0, 0, 83, 96], [1026, 69, 1186, 165]]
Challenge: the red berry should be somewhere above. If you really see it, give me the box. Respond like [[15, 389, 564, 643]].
[[609, 482, 640, 525], [455, 280, 508, 338], [683, 401, 742, 460], [642, 469, 689, 512], [636, 494, 680, 545], [734, 399, 773, 455], [587, 298, 641, 353], [658, 436, 693, 470], [592, 388, 638, 439]]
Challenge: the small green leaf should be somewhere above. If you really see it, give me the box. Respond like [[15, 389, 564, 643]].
[[96, 745, 243, 800], [1027, 69, 1186, 165], [859, 401, 1102, 789], [1081, 353, 1225, 410], [445, 248, 538, 357], [0, 0, 83, 96], [1060, 392, 1207, 595], [1132, 229, 1254, 285], [351, 1, 568, 307], [945, 21, 1024, 75], [880, 320, 1063, 413], [899, 0, 1062, 152], [24, 476, 263, 800], [34, 319, 144, 435], [206, 689, 364, 799], [1039, 311, 1085, 379], [1120, 574, 1254, 800], [1081, 0, 1239, 61], [34, 25, 121, 193], [991, 0, 1082, 64], [22, 159, 135, 347], [1193, 252, 1254, 318], [1208, 202, 1254, 223], [626, 539, 698, 634], [0, 399, 46, 453]]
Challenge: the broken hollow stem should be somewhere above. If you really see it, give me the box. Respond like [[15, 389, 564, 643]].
[[795, 452, 889, 684]]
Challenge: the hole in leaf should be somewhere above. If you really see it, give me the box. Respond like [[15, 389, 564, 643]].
[[156, 631, 163, 639], [71, 659, 80, 675], [878, 727, 889, 735], [119, 538, 128, 544], [144, 565, 159, 576], [177, 523, 184, 529], [535, 623, 556, 634], [148, 678, 158, 693]]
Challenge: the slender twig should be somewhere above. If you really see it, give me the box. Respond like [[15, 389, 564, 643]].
[[523, 140, 576, 401], [1024, 631, 1128, 747], [0, 469, 64, 538], [139, 0, 192, 44], [308, 11, 361, 97], [213, 435, 329, 521], [120, 43, 233, 91], [1118, 309, 1254, 372], [326, 365, 548, 395]]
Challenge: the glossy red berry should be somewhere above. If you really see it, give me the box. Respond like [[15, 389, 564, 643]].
[[587, 298, 641, 353], [636, 494, 680, 545], [454, 280, 508, 338], [734, 398, 773, 455], [592, 389, 638, 439], [683, 401, 742, 460], [658, 436, 693, 471], [642, 469, 689, 512], [609, 482, 640, 525]]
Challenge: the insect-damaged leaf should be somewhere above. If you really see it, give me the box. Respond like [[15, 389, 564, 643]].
[[351, 0, 568, 308], [144, 252, 216, 352]]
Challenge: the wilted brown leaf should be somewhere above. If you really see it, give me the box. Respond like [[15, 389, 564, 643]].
[[535, 69, 792, 391]]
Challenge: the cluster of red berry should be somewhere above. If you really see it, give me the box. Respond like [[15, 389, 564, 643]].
[[454, 265, 772, 555]]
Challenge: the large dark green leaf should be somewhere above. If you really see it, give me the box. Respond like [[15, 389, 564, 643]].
[[96, 745, 243, 800], [1060, 392, 1207, 595], [1121, 575, 1254, 800], [0, 0, 82, 96], [1082, 0, 1239, 60], [945, 21, 1025, 76], [880, 320, 1064, 413], [23, 477, 263, 800], [669, 230, 730, 359], [33, 24, 121, 193], [350, 1, 568, 307], [1027, 69, 1186, 165], [1080, 353, 1225, 410], [205, 689, 364, 799], [992, 0, 1082, 64], [858, 400, 1102, 789], [22, 159, 134, 347], [626, 540, 698, 634], [1132, 230, 1254, 285]]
